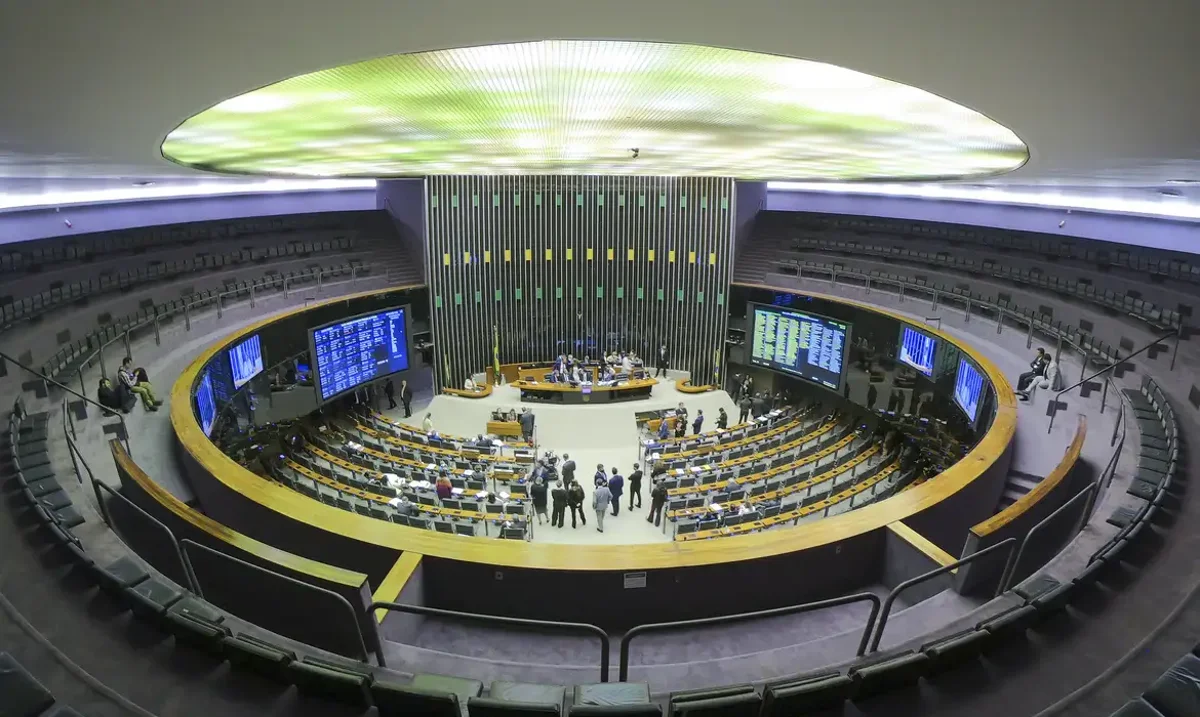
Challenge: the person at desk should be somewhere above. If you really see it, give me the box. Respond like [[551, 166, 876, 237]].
[[627, 463, 643, 510], [717, 407, 728, 430], [572, 364, 588, 384], [551, 480, 568, 528], [692, 409, 704, 435], [621, 353, 635, 375], [435, 475, 452, 500], [554, 354, 567, 373], [600, 365, 616, 383], [561, 453, 576, 485], [647, 478, 668, 527], [568, 480, 587, 528], [593, 464, 607, 488], [608, 467, 624, 516], [422, 413, 434, 433], [531, 478, 548, 526], [464, 376, 478, 391], [391, 495, 414, 517]]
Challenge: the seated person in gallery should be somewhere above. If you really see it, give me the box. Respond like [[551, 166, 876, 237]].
[[1016, 348, 1050, 396]]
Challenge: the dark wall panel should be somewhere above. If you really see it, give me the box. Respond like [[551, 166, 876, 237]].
[[425, 176, 735, 388]]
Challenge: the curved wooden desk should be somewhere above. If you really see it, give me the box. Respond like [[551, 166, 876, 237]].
[[443, 383, 493, 399], [677, 377, 716, 393], [169, 285, 1017, 629], [511, 377, 657, 404]]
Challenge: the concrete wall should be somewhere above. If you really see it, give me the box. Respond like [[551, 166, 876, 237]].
[[766, 190, 1200, 255], [0, 189, 377, 245], [734, 181, 768, 252]]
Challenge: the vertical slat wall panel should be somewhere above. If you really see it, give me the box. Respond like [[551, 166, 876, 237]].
[[427, 176, 734, 389]]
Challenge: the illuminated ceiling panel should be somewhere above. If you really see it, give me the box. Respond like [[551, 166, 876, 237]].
[[160, 40, 1027, 180]]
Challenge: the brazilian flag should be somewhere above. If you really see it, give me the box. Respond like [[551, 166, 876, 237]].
[[493, 324, 501, 385]]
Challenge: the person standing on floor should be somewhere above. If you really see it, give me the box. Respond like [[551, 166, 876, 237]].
[[738, 394, 752, 424], [593, 480, 611, 532], [692, 409, 704, 435], [384, 379, 397, 410], [531, 478, 548, 525], [647, 478, 668, 527], [568, 480, 587, 528], [422, 413, 434, 433], [674, 417, 687, 439], [657, 419, 669, 441], [399, 379, 413, 417], [627, 463, 643, 510], [519, 408, 535, 442], [607, 467, 624, 516], [550, 480, 568, 528], [654, 344, 669, 378], [717, 407, 728, 430], [593, 463, 607, 488], [561, 453, 576, 485]]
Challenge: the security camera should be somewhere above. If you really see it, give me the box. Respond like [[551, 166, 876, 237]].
[[630, 148, 639, 159]]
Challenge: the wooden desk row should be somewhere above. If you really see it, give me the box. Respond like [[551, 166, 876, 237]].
[[354, 421, 527, 471], [667, 440, 876, 520], [648, 407, 799, 448], [368, 410, 534, 455], [664, 421, 841, 498], [284, 458, 527, 525], [676, 460, 901, 542], [318, 431, 493, 484], [651, 413, 806, 462]]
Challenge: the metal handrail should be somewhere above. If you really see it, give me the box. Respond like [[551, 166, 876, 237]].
[[1001, 483, 1097, 592], [1047, 331, 1176, 433], [370, 601, 610, 681], [180, 538, 373, 664], [869, 537, 1016, 652], [92, 477, 200, 595], [0, 350, 131, 456], [619, 592, 881, 681]]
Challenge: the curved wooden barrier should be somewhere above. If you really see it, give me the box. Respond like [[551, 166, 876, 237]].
[[170, 285, 1016, 573], [677, 377, 716, 393], [442, 382, 494, 399]]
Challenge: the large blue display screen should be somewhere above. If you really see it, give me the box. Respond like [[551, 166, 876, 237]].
[[229, 334, 263, 389], [196, 370, 217, 437], [898, 325, 937, 376], [954, 357, 986, 423], [749, 303, 850, 390], [311, 307, 410, 401]]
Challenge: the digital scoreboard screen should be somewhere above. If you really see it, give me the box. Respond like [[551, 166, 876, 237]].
[[898, 325, 938, 376], [311, 307, 410, 402], [196, 370, 217, 437], [954, 357, 986, 423], [749, 303, 850, 390], [229, 334, 264, 390]]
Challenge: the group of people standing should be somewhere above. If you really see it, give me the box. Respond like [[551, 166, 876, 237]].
[[655, 402, 730, 441], [528, 454, 671, 533]]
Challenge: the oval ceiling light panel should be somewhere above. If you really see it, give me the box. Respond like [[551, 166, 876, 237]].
[[161, 40, 1028, 180]]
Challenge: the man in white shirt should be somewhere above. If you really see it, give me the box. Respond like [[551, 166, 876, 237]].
[[422, 413, 434, 432], [464, 376, 477, 391], [621, 354, 634, 375]]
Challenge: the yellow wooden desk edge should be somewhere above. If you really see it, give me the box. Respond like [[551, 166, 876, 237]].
[[172, 285, 1017, 572], [110, 439, 368, 588], [970, 415, 1087, 537], [888, 521, 958, 569], [677, 377, 716, 393], [371, 552, 423, 623], [443, 383, 494, 399]]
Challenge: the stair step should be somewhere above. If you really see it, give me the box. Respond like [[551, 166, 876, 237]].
[[1008, 475, 1042, 493]]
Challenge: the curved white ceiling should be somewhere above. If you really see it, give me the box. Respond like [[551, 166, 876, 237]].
[[1, 0, 1198, 187]]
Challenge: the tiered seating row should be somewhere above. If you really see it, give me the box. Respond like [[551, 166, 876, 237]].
[[653, 410, 813, 469], [0, 235, 354, 330], [5, 399, 85, 529], [0, 211, 364, 275], [762, 210, 1200, 288], [38, 261, 366, 385], [782, 236, 1182, 331], [767, 259, 1128, 366]]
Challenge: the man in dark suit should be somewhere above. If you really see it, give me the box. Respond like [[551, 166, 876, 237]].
[[647, 479, 668, 527], [717, 407, 728, 430], [550, 481, 569, 528], [654, 344, 669, 378], [607, 467, 624, 516], [561, 453, 576, 485], [627, 463, 643, 510], [692, 409, 704, 435], [594, 464, 607, 488], [384, 379, 397, 409], [399, 379, 413, 417]]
